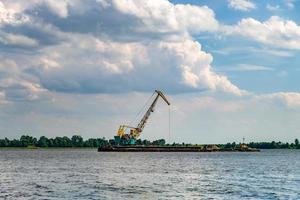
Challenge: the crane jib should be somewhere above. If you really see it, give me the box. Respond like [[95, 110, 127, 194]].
[[116, 90, 170, 145], [155, 90, 170, 105]]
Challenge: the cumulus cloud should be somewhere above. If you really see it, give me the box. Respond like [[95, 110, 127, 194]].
[[0, 1, 29, 25], [0, 57, 46, 101], [24, 0, 218, 41], [0, 0, 243, 99], [1, 80, 45, 101], [0, 31, 38, 47], [223, 16, 300, 50], [228, 0, 256, 11], [107, 0, 219, 33], [1, 0, 298, 102], [0, 0, 70, 18], [26, 35, 242, 95]]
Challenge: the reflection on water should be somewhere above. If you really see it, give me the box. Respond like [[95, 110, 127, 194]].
[[1, 149, 300, 199]]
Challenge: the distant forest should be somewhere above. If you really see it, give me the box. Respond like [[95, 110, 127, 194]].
[[221, 140, 300, 149], [0, 135, 299, 149], [0, 135, 166, 148]]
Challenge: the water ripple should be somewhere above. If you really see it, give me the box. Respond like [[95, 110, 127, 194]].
[[0, 149, 300, 199]]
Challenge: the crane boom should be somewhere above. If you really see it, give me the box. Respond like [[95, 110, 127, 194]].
[[116, 90, 170, 145], [136, 90, 170, 132]]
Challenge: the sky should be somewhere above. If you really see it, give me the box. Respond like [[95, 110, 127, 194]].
[[0, 0, 300, 144]]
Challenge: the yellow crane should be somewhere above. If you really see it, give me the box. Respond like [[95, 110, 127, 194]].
[[115, 90, 170, 145]]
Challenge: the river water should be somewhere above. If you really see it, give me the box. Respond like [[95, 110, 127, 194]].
[[0, 149, 300, 199]]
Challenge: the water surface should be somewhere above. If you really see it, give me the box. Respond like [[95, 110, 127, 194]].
[[1, 149, 300, 199]]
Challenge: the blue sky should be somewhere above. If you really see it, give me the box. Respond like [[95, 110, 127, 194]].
[[0, 0, 300, 143], [172, 0, 300, 94]]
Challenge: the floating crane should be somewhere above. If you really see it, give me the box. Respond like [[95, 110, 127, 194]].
[[115, 90, 170, 145]]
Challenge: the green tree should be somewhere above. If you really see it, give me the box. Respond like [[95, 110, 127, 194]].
[[295, 139, 299, 149], [0, 138, 9, 147], [0, 139, 4, 147], [48, 138, 54, 147], [71, 135, 83, 147], [20, 135, 37, 147], [270, 141, 276, 148], [232, 142, 236, 148], [84, 138, 96, 147], [37, 136, 49, 147], [98, 138, 108, 147], [10, 139, 21, 147], [152, 139, 166, 146], [142, 139, 151, 145], [54, 137, 65, 147], [136, 139, 142, 145], [62, 136, 72, 147]]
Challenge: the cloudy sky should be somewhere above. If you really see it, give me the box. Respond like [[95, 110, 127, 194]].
[[1, 0, 300, 143]]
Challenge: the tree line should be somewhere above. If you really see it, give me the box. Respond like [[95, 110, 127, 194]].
[[0, 135, 299, 149], [0, 135, 108, 148], [220, 139, 300, 149], [0, 135, 166, 148]]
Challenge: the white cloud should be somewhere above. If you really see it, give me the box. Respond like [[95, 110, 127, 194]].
[[96, 0, 219, 40], [1, 80, 45, 101], [266, 4, 280, 11], [284, 0, 295, 9], [212, 47, 294, 57], [43, 0, 69, 18], [1, 0, 70, 18], [0, 57, 46, 102], [228, 0, 256, 11], [0, 32, 38, 47], [0, 1, 29, 25], [26, 35, 242, 95], [226, 64, 274, 72], [256, 92, 300, 108], [1, 0, 219, 38], [0, 0, 242, 97], [223, 16, 300, 50], [0, 0, 298, 100], [174, 4, 219, 33], [250, 48, 293, 57]]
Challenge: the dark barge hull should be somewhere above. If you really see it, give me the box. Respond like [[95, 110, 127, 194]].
[[98, 146, 260, 152]]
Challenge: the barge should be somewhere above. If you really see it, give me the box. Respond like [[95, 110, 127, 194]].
[[98, 145, 260, 152]]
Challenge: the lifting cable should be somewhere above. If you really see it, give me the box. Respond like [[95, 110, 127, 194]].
[[168, 105, 171, 145], [128, 91, 155, 128]]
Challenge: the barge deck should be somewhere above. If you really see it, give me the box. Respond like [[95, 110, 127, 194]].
[[98, 145, 260, 152]]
